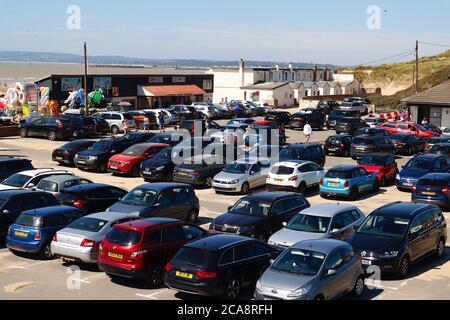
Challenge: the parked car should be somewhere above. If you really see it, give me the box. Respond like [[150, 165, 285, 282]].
[[358, 154, 398, 187], [412, 173, 450, 210], [267, 161, 327, 194], [365, 118, 387, 128], [193, 105, 217, 119], [265, 111, 292, 127], [324, 134, 353, 157], [59, 115, 96, 138], [166, 105, 203, 122], [352, 202, 447, 277], [289, 112, 325, 131], [211, 124, 248, 144], [123, 132, 156, 144], [173, 155, 227, 188], [123, 111, 157, 130], [0, 169, 72, 191], [339, 102, 368, 116], [213, 158, 271, 195], [227, 119, 255, 126], [148, 133, 183, 147], [108, 143, 169, 177], [52, 140, 96, 166], [443, 127, 450, 137], [429, 143, 450, 157], [335, 117, 370, 135], [0, 190, 60, 238], [396, 154, 450, 192], [6, 206, 84, 259], [140, 148, 178, 182], [268, 204, 365, 250], [92, 112, 136, 134], [326, 110, 360, 130], [99, 218, 208, 287], [179, 119, 222, 136], [317, 100, 340, 114], [57, 183, 128, 214], [350, 135, 395, 160], [36, 175, 92, 195], [320, 165, 380, 200], [74, 138, 135, 172], [0, 157, 34, 181], [255, 239, 365, 300], [389, 134, 426, 156], [92, 117, 110, 135], [107, 183, 199, 222], [19, 117, 74, 141], [355, 127, 390, 137], [244, 125, 287, 147], [279, 144, 326, 167], [209, 192, 310, 241], [422, 123, 443, 135], [425, 136, 450, 152], [381, 122, 440, 140], [165, 235, 280, 299]]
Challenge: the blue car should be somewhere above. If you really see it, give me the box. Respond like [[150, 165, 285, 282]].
[[396, 154, 450, 192], [6, 206, 84, 259], [412, 173, 450, 210], [320, 165, 380, 200]]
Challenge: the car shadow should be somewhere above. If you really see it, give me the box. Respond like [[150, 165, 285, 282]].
[[346, 288, 384, 300], [174, 290, 254, 301], [324, 188, 388, 202], [61, 261, 102, 273], [108, 276, 154, 290]]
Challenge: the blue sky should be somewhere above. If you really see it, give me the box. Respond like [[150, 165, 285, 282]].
[[1, 0, 450, 65]]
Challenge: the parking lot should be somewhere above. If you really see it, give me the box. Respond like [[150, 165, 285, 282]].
[[0, 124, 449, 300]]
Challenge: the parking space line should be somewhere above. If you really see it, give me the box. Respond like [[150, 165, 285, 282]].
[[136, 290, 169, 300]]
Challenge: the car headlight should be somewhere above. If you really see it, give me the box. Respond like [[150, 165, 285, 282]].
[[122, 161, 131, 165], [156, 166, 165, 171], [88, 156, 98, 161], [287, 285, 311, 298], [256, 280, 263, 292], [229, 180, 240, 184], [396, 174, 400, 180], [380, 251, 399, 258]]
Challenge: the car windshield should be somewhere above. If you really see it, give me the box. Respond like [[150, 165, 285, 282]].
[[172, 247, 215, 268], [15, 214, 42, 228], [121, 188, 158, 206], [358, 214, 410, 238], [431, 145, 450, 154], [327, 137, 343, 144], [271, 166, 295, 175], [279, 148, 301, 160], [90, 141, 112, 152], [418, 179, 447, 188], [37, 180, 59, 192], [106, 228, 142, 246], [287, 214, 331, 233], [122, 144, 149, 156], [68, 217, 109, 233], [359, 156, 386, 166], [224, 163, 252, 174], [404, 158, 434, 171], [230, 199, 271, 217], [272, 249, 326, 276], [326, 170, 353, 179], [2, 174, 31, 187], [391, 135, 409, 142], [155, 148, 172, 160]]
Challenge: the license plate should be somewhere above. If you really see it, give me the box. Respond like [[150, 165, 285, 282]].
[[356, 147, 365, 151], [176, 271, 194, 279], [78, 160, 86, 164], [362, 259, 372, 266], [15, 231, 28, 237], [108, 252, 123, 260], [274, 179, 284, 183], [403, 182, 413, 187], [110, 166, 118, 170], [423, 192, 436, 196], [178, 172, 189, 176], [328, 182, 339, 187], [62, 256, 76, 263], [56, 156, 63, 160], [328, 148, 337, 152]]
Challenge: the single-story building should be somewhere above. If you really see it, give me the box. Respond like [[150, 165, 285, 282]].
[[402, 80, 450, 128], [289, 82, 306, 103], [332, 74, 363, 95], [241, 82, 295, 108], [316, 81, 331, 96], [328, 81, 343, 95], [302, 81, 320, 97]]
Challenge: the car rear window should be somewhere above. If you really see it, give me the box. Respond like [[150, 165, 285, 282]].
[[68, 217, 109, 232], [123, 114, 134, 120], [418, 179, 447, 188], [106, 228, 142, 246], [353, 138, 371, 145], [16, 213, 42, 228], [37, 180, 59, 192], [326, 170, 353, 179], [271, 166, 295, 175], [172, 247, 216, 268]]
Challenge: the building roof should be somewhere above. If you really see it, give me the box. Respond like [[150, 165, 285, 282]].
[[301, 81, 317, 88], [139, 84, 206, 97], [402, 80, 450, 106], [241, 82, 290, 90], [289, 82, 304, 89], [316, 81, 330, 88]]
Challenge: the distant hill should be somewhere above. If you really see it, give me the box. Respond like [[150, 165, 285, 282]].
[[0, 51, 337, 69]]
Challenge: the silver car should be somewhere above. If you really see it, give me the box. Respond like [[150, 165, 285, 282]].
[[268, 204, 365, 250], [36, 175, 93, 195], [51, 212, 136, 264], [255, 239, 365, 300], [212, 158, 271, 194]]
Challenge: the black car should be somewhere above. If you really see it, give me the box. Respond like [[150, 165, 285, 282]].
[[289, 112, 325, 131], [57, 183, 128, 214], [350, 135, 395, 160], [0, 157, 34, 181], [317, 100, 340, 114], [324, 134, 353, 157], [179, 120, 222, 136], [335, 117, 370, 135], [74, 138, 135, 172], [148, 133, 184, 147], [390, 134, 426, 156], [107, 183, 199, 222], [412, 173, 450, 210], [173, 155, 227, 188], [19, 117, 74, 141], [52, 140, 96, 166], [59, 115, 97, 138], [425, 136, 450, 152], [141, 148, 177, 182], [326, 110, 360, 130], [92, 117, 110, 135], [165, 235, 280, 299], [166, 105, 203, 122], [422, 124, 443, 135], [430, 143, 450, 157], [265, 111, 291, 127], [352, 202, 447, 277], [355, 128, 390, 137], [123, 132, 156, 144], [279, 144, 326, 167], [210, 192, 311, 241], [0, 190, 59, 238]]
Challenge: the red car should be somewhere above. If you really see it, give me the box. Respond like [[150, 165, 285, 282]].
[[98, 218, 208, 287], [380, 122, 439, 140], [254, 120, 286, 135], [357, 154, 398, 187], [108, 143, 169, 176]]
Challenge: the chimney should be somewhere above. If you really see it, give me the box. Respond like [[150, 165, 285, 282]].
[[239, 58, 245, 87], [324, 66, 328, 81], [289, 63, 293, 72], [313, 65, 318, 81]]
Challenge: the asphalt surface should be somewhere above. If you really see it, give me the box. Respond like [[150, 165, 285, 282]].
[[0, 122, 449, 300]]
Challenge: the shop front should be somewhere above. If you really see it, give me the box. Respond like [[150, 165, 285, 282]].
[[137, 84, 207, 109]]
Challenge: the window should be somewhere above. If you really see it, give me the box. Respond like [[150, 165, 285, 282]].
[[146, 230, 162, 244], [351, 210, 361, 221], [173, 188, 190, 205], [249, 242, 272, 256], [110, 188, 127, 198], [112, 114, 121, 120], [220, 249, 234, 265], [162, 226, 186, 242], [330, 215, 344, 231], [234, 244, 253, 261], [156, 189, 173, 208], [3, 199, 22, 213], [271, 201, 285, 216], [410, 213, 427, 234], [284, 197, 306, 212], [62, 213, 82, 225], [341, 249, 354, 264], [203, 80, 213, 90], [324, 250, 344, 271], [42, 215, 64, 228], [340, 211, 356, 227], [182, 225, 204, 241]]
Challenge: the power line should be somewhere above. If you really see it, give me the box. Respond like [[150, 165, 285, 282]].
[[419, 41, 450, 48], [350, 49, 416, 68]]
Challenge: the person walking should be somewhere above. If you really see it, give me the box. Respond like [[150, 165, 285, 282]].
[[122, 119, 130, 135], [143, 116, 150, 132], [421, 118, 429, 125], [157, 112, 165, 133], [304, 122, 312, 143]]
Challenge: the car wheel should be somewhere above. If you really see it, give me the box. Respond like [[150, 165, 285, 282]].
[[132, 166, 141, 177], [435, 238, 445, 258], [147, 264, 164, 288], [225, 278, 241, 300], [352, 276, 365, 298], [19, 128, 28, 138], [41, 242, 54, 260], [48, 131, 57, 141], [240, 182, 250, 195], [380, 176, 387, 187], [205, 177, 213, 188], [350, 187, 359, 201], [111, 125, 120, 134], [185, 210, 198, 224], [320, 193, 327, 199], [98, 163, 107, 173], [398, 256, 410, 278], [298, 182, 307, 195]]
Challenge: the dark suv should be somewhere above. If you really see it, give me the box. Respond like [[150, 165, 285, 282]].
[[289, 112, 325, 131], [74, 138, 135, 172], [351, 135, 395, 160], [324, 134, 353, 157], [0, 157, 34, 181], [265, 111, 291, 127], [317, 100, 340, 114], [19, 117, 74, 141], [352, 202, 447, 277], [327, 110, 360, 130], [335, 117, 369, 135], [210, 192, 311, 241], [279, 144, 326, 167], [59, 115, 96, 138]]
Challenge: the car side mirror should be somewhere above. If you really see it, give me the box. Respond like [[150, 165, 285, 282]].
[[282, 222, 288, 227], [111, 150, 117, 154], [327, 269, 337, 277], [331, 228, 340, 234], [153, 203, 161, 208], [250, 171, 256, 176], [269, 259, 275, 265], [2, 209, 11, 215], [27, 183, 35, 189]]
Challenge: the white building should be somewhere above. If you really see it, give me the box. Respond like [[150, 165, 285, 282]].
[[316, 81, 331, 96], [302, 81, 320, 97], [332, 74, 363, 95], [241, 82, 295, 108]]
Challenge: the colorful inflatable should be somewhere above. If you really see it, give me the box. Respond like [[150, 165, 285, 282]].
[[87, 88, 105, 110]]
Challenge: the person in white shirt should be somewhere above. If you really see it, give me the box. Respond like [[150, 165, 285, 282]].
[[303, 122, 312, 143]]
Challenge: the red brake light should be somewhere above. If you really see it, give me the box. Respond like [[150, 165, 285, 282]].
[[53, 234, 58, 242], [73, 199, 86, 209], [34, 231, 42, 241], [344, 181, 350, 188], [196, 271, 217, 279], [412, 185, 417, 192], [80, 239, 95, 247], [320, 179, 324, 186], [56, 120, 63, 129], [289, 176, 298, 181], [442, 187, 449, 195], [191, 172, 201, 177], [165, 263, 173, 272], [63, 150, 71, 155]]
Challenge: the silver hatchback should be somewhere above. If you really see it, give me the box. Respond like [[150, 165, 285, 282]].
[[255, 239, 365, 300]]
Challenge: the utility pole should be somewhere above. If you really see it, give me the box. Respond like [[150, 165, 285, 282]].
[[84, 42, 88, 112], [415, 40, 419, 94]]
